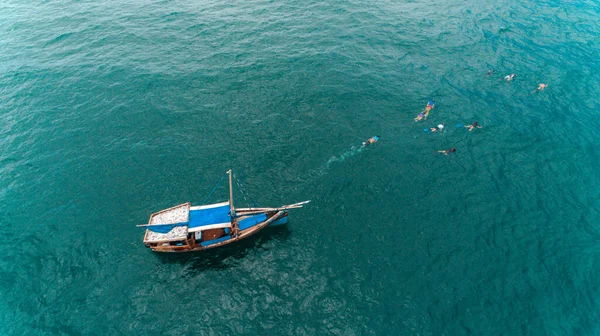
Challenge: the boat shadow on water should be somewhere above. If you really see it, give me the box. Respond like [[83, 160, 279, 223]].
[[152, 225, 291, 271]]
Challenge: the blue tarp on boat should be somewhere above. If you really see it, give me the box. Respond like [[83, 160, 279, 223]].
[[146, 222, 188, 233], [146, 204, 270, 234], [238, 213, 268, 231], [189, 203, 231, 230], [200, 235, 232, 247]]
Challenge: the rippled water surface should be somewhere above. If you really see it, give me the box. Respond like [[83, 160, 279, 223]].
[[1, 0, 600, 334]]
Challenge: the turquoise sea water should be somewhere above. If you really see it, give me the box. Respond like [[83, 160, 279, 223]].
[[2, 0, 600, 334]]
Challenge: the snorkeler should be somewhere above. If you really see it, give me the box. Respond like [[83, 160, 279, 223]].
[[414, 111, 426, 122], [533, 83, 548, 92], [414, 100, 435, 122], [438, 148, 456, 155], [362, 135, 380, 147], [485, 70, 495, 76], [465, 121, 482, 131], [503, 74, 516, 82], [430, 123, 445, 132]]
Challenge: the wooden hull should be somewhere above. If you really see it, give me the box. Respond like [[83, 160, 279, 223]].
[[147, 211, 288, 253]]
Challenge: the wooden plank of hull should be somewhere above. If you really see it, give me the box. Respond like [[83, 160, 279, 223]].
[[150, 244, 191, 252], [149, 211, 287, 253]]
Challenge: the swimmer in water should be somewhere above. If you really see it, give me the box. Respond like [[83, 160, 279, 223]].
[[362, 135, 380, 147], [503, 74, 516, 82], [430, 123, 445, 132], [533, 83, 548, 92], [485, 70, 495, 76], [414, 111, 426, 122], [415, 100, 435, 122], [438, 148, 456, 155], [465, 121, 482, 131]]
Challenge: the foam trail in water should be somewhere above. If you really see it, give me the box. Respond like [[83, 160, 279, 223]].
[[299, 144, 365, 182]]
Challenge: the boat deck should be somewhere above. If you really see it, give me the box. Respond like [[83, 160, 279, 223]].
[[144, 203, 190, 243]]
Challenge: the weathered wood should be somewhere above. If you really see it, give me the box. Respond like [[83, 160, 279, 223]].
[[142, 170, 305, 253], [148, 211, 286, 252], [149, 203, 191, 223], [236, 201, 310, 214], [143, 203, 190, 243], [235, 205, 305, 216], [202, 228, 225, 241], [228, 169, 235, 216]]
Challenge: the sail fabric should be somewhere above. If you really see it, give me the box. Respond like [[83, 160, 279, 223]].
[[238, 213, 268, 231], [188, 203, 231, 230]]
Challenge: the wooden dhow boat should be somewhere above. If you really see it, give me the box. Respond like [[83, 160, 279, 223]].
[[138, 170, 309, 252]]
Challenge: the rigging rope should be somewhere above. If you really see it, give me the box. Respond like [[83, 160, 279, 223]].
[[234, 175, 259, 208], [200, 173, 228, 206]]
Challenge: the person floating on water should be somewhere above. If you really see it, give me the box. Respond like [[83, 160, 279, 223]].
[[503, 74, 516, 82], [485, 70, 495, 76], [430, 123, 445, 132], [438, 148, 456, 155], [414, 100, 435, 122], [533, 83, 548, 92], [465, 121, 482, 131], [415, 111, 426, 122], [362, 135, 380, 147]]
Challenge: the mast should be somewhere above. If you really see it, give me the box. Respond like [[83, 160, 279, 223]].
[[227, 169, 235, 217], [228, 169, 239, 236]]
